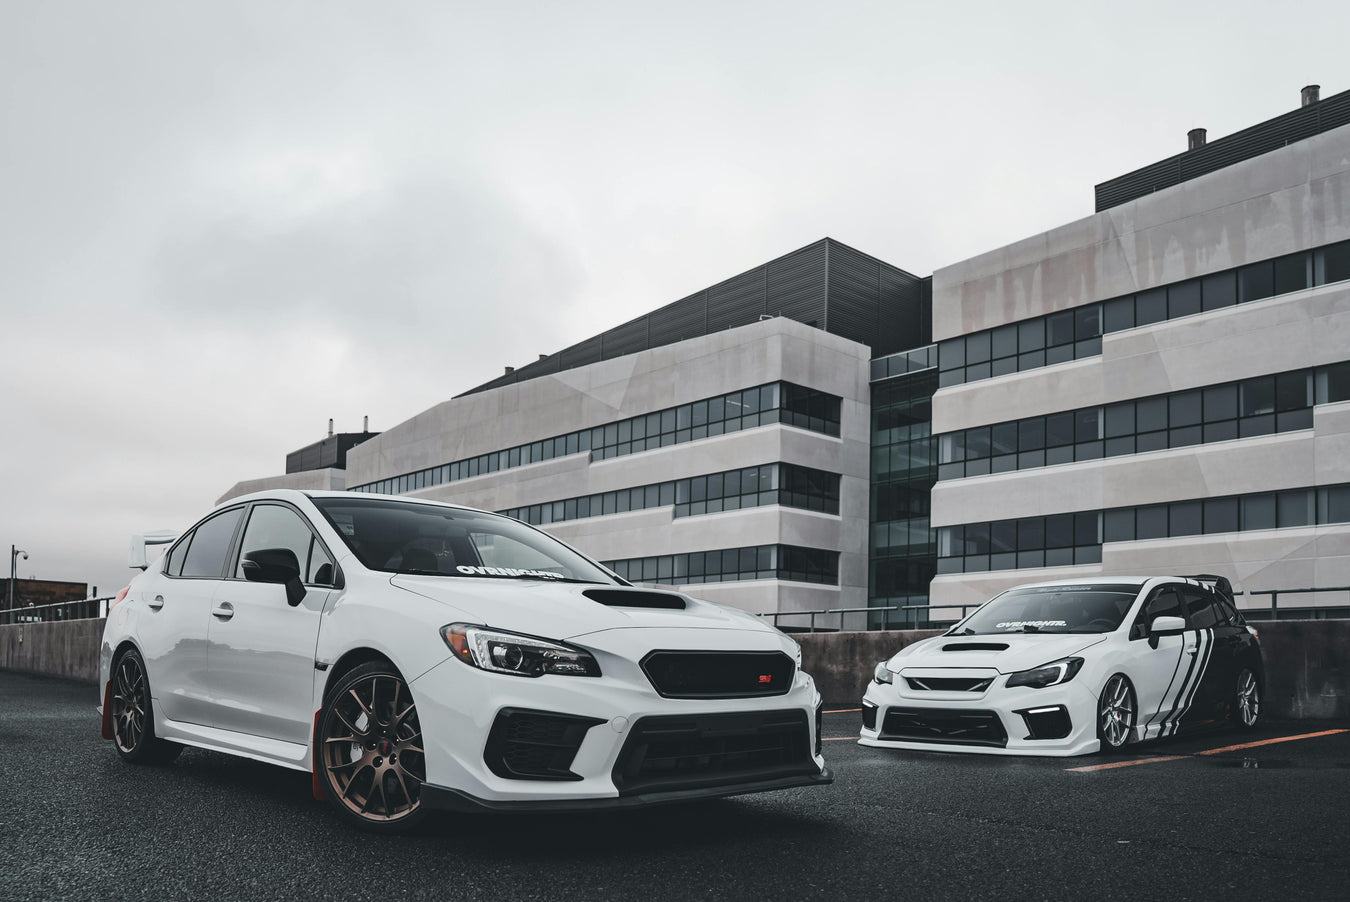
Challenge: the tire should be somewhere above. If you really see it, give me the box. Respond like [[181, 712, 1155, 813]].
[[1231, 667, 1261, 730], [1096, 673, 1136, 753], [316, 661, 428, 832], [110, 649, 183, 765]]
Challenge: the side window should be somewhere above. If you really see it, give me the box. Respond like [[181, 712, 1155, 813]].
[[1130, 586, 1183, 640], [235, 504, 329, 584], [1217, 596, 1243, 625], [180, 508, 244, 579], [165, 536, 190, 576], [308, 536, 336, 587], [1183, 588, 1221, 629]]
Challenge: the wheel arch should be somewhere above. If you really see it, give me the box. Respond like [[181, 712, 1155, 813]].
[[322, 647, 400, 703]]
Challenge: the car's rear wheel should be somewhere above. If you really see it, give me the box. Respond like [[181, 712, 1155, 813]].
[[317, 662, 428, 831], [1232, 667, 1261, 730], [1097, 673, 1135, 752], [110, 649, 183, 764]]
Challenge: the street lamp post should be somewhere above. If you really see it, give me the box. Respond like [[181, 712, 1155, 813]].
[[9, 545, 28, 614]]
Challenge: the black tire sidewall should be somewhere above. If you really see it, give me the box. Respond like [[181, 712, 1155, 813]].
[[317, 661, 428, 833], [111, 649, 181, 764]]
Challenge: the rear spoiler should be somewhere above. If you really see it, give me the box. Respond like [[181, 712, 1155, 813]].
[[130, 531, 180, 570], [1185, 573, 1234, 602]]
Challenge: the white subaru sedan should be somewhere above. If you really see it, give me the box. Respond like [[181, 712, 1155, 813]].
[[99, 490, 830, 829], [860, 577, 1263, 757]]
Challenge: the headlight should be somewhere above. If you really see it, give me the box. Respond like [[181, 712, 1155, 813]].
[[440, 623, 601, 678], [1005, 657, 1084, 689], [873, 661, 894, 685]]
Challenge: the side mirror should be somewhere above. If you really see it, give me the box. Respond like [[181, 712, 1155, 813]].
[[242, 548, 307, 607], [1147, 615, 1186, 648]]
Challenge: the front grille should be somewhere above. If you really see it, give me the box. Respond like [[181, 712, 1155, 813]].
[[613, 709, 818, 795], [484, 708, 604, 781], [904, 676, 994, 692], [641, 651, 795, 699], [880, 707, 1008, 748]]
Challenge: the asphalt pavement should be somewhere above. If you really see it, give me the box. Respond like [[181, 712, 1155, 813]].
[[2, 670, 1348, 902]]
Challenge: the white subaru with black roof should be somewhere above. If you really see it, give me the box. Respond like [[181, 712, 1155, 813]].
[[860, 576, 1262, 756], [98, 490, 830, 830]]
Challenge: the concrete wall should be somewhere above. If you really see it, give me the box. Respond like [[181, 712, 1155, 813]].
[[3, 618, 1345, 721], [0, 618, 105, 685], [796, 621, 1350, 719]]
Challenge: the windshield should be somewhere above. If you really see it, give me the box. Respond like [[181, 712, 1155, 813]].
[[953, 584, 1142, 635], [312, 497, 618, 584]]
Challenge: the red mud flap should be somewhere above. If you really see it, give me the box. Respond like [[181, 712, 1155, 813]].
[[311, 710, 327, 802], [100, 682, 114, 740]]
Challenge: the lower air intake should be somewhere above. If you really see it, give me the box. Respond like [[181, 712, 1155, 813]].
[[484, 708, 604, 781], [879, 707, 1008, 748]]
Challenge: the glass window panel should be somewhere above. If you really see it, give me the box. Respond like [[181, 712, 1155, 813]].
[[1075, 512, 1099, 546], [1018, 318, 1045, 352], [1104, 436, 1134, 457], [1277, 490, 1313, 528], [1075, 408, 1102, 442], [990, 521, 1016, 554], [1204, 498, 1239, 534], [991, 422, 1018, 455], [1168, 425, 1202, 448], [939, 338, 966, 370], [1201, 270, 1237, 311], [1318, 362, 1350, 404], [990, 357, 1016, 378], [1016, 517, 1044, 551], [1239, 261, 1274, 303], [1104, 402, 1135, 437], [1075, 304, 1101, 340], [1017, 418, 1045, 452], [1045, 412, 1074, 448], [1242, 494, 1276, 530], [1273, 252, 1310, 295], [1103, 296, 1135, 332], [1046, 311, 1074, 347], [1241, 377, 1276, 417], [1204, 421, 1238, 443], [1074, 336, 1102, 359], [991, 325, 1017, 360], [1136, 505, 1167, 540], [1136, 431, 1167, 453], [1276, 372, 1311, 411], [1136, 397, 1167, 432], [1045, 344, 1074, 366], [965, 332, 991, 365], [1239, 414, 1275, 438], [1321, 240, 1350, 284], [1044, 514, 1073, 548], [1170, 501, 1203, 536], [1320, 486, 1350, 523], [1169, 391, 1202, 427], [966, 426, 991, 459], [1135, 288, 1167, 325], [1018, 350, 1046, 370], [1103, 509, 1134, 543], [1203, 384, 1238, 422], [1277, 407, 1314, 432], [1168, 281, 1202, 318]]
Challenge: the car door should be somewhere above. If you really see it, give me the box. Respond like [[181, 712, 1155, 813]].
[[204, 502, 336, 745], [137, 506, 245, 727], [1126, 584, 1195, 741], [1177, 586, 1234, 729]]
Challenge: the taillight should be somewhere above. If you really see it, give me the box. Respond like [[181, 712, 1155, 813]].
[[111, 587, 130, 608], [1246, 625, 1259, 642]]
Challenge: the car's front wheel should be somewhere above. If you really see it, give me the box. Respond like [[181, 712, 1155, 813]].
[[110, 649, 183, 764], [317, 662, 429, 831], [1096, 673, 1135, 752], [1232, 667, 1261, 730]]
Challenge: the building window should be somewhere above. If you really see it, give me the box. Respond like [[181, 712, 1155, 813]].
[[602, 545, 839, 586]]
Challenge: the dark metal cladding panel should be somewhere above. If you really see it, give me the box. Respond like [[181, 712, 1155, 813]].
[[875, 272, 929, 356], [601, 316, 650, 360], [1096, 88, 1350, 211], [826, 241, 882, 347], [510, 354, 562, 383], [648, 292, 708, 350], [560, 335, 604, 369], [706, 267, 768, 332], [765, 241, 828, 327]]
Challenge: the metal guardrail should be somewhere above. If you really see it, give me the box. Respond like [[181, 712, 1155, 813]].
[[0, 596, 114, 625], [759, 586, 1350, 633]]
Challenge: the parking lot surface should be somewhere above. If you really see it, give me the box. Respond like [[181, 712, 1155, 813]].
[[2, 671, 1348, 901]]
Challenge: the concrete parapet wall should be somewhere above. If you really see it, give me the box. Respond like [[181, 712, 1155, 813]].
[[797, 621, 1350, 720], [3, 618, 1346, 721], [0, 618, 105, 685]]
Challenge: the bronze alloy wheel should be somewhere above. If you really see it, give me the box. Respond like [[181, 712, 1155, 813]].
[[320, 665, 427, 828], [1234, 668, 1261, 729], [110, 649, 181, 764]]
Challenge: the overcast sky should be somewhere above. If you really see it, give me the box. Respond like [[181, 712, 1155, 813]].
[[1, 1, 1346, 599]]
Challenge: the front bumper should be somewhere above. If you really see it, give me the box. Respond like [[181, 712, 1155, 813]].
[[858, 675, 1101, 757], [409, 654, 829, 805]]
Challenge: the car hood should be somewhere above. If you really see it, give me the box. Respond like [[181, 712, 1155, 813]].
[[388, 576, 779, 642], [885, 632, 1109, 675]]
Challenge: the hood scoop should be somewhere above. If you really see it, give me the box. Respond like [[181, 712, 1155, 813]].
[[582, 588, 686, 610], [942, 642, 1009, 652]]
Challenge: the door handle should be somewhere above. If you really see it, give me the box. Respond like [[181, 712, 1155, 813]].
[[211, 602, 235, 621], [148, 595, 165, 611], [1186, 648, 1199, 656]]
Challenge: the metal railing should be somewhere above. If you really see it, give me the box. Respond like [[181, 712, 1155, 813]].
[[759, 586, 1350, 633], [0, 596, 114, 625]]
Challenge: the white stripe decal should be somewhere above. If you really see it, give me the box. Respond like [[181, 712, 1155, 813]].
[[1169, 629, 1212, 737]]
